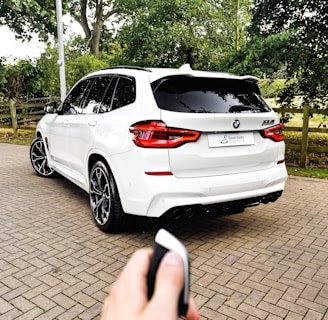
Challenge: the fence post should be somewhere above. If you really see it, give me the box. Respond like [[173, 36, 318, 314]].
[[300, 104, 310, 168], [9, 99, 18, 138]]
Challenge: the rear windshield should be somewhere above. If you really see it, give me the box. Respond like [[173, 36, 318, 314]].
[[152, 76, 271, 113]]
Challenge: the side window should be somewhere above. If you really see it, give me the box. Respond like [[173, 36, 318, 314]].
[[101, 77, 118, 112], [112, 77, 136, 110], [61, 79, 93, 115], [83, 76, 112, 113]]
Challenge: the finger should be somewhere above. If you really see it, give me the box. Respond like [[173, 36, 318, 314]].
[[103, 248, 152, 319], [144, 251, 184, 319], [186, 296, 200, 320]]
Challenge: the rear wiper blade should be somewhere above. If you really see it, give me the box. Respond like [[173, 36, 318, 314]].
[[229, 104, 259, 113]]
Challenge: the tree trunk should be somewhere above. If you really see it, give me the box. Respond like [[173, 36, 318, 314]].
[[76, 2, 120, 55], [89, 18, 103, 55]]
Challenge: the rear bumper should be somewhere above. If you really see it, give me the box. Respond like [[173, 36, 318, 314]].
[[115, 161, 288, 218]]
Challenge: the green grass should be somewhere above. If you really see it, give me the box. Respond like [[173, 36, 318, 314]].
[[0, 127, 35, 146], [287, 167, 328, 179], [265, 98, 328, 128]]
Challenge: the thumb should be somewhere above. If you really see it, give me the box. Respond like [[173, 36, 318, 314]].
[[145, 251, 184, 319]]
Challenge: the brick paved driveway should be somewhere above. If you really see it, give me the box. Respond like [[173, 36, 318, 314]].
[[1, 143, 328, 320]]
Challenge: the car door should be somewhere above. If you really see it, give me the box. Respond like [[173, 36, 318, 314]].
[[65, 76, 114, 183], [46, 78, 93, 169]]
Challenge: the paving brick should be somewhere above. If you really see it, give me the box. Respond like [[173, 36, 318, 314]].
[[205, 293, 227, 310], [14, 307, 43, 320], [31, 294, 56, 311], [0, 308, 22, 320], [277, 299, 308, 316], [78, 302, 102, 320], [263, 288, 284, 304], [56, 304, 86, 320], [1, 143, 328, 320], [219, 304, 248, 320], [0, 296, 13, 314], [200, 306, 227, 320], [258, 301, 289, 318], [296, 297, 327, 314], [239, 303, 268, 319], [10, 296, 36, 313], [282, 287, 303, 303], [284, 311, 304, 320], [34, 306, 66, 320], [304, 310, 325, 320]]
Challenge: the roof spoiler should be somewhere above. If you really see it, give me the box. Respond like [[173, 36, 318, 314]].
[[179, 64, 258, 83], [179, 64, 193, 72]]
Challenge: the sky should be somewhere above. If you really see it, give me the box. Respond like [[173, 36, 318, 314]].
[[0, 16, 83, 63], [0, 26, 46, 62]]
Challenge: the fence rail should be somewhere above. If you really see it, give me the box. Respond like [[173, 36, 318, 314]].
[[273, 106, 328, 167], [0, 98, 53, 127], [1, 99, 327, 168]]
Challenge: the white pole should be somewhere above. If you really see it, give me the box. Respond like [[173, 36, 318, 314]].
[[55, 0, 67, 101]]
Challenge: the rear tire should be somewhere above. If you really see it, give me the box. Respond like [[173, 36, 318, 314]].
[[89, 161, 126, 233]]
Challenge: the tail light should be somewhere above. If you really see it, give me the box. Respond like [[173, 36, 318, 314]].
[[129, 120, 200, 148], [262, 124, 284, 142]]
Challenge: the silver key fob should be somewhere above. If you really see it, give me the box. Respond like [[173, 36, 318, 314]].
[[147, 229, 189, 316]]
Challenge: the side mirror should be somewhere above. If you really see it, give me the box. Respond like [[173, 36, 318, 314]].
[[44, 101, 58, 113]]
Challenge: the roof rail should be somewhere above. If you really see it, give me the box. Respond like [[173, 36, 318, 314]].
[[99, 65, 152, 72]]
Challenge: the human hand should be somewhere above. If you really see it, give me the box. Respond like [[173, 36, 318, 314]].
[[101, 248, 200, 320]]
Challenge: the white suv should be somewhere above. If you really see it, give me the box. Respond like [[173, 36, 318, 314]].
[[30, 64, 287, 232]]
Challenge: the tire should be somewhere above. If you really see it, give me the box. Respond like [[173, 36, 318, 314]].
[[89, 161, 126, 233], [30, 137, 55, 177]]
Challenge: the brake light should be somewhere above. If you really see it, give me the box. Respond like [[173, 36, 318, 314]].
[[262, 124, 284, 142], [129, 120, 200, 148]]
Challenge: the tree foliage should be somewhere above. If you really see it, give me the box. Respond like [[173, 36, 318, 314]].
[[0, 0, 121, 55], [0, 59, 44, 99], [221, 0, 328, 109], [0, 0, 57, 41], [35, 44, 117, 96], [115, 0, 253, 68], [67, 0, 121, 55]]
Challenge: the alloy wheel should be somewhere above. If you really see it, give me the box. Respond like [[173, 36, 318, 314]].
[[30, 138, 55, 177], [90, 164, 112, 226]]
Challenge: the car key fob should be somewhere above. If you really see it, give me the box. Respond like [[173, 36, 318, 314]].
[[147, 228, 189, 316]]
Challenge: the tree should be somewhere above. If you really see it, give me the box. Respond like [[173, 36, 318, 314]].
[[0, 0, 121, 55], [115, 0, 253, 69], [0, 59, 43, 99], [67, 0, 121, 55], [0, 0, 57, 41], [36, 41, 119, 96], [221, 0, 328, 109]]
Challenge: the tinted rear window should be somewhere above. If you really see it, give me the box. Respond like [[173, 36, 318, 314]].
[[152, 76, 271, 113]]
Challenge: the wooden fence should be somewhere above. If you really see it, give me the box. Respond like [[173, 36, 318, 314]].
[[0, 99, 327, 167], [0, 98, 54, 128], [273, 106, 328, 167]]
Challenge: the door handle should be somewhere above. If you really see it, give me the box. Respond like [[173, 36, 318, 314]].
[[88, 121, 97, 127], [63, 119, 70, 126]]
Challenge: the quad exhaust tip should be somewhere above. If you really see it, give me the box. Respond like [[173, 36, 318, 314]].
[[165, 191, 283, 220]]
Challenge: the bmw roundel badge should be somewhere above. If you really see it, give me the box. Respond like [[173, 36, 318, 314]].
[[233, 120, 240, 129]]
